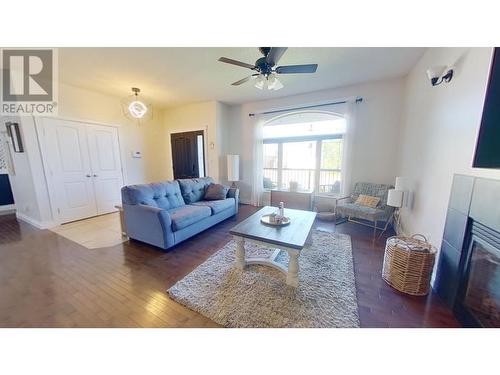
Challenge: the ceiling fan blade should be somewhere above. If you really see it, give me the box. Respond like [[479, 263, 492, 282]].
[[231, 76, 254, 86], [276, 64, 318, 74], [218, 57, 255, 70], [266, 47, 288, 66]]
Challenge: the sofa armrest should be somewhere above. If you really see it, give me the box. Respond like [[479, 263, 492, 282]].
[[334, 195, 352, 213], [227, 187, 239, 199], [227, 188, 240, 213], [123, 204, 174, 249]]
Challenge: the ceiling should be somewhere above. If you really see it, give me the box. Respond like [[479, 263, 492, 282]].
[[59, 47, 426, 109]]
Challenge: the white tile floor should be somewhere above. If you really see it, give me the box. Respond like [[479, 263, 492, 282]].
[[50, 212, 127, 249]]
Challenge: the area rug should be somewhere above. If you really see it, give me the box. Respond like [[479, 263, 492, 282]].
[[168, 230, 360, 328]]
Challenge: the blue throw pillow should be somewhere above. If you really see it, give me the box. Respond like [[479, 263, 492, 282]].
[[204, 183, 229, 200]]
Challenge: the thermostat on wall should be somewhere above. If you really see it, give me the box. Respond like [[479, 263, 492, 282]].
[[131, 151, 142, 158]]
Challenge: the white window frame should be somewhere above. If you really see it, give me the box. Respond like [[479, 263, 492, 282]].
[[263, 133, 343, 195]]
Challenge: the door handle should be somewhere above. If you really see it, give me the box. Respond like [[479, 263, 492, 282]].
[[93, 174, 98, 177], [86, 174, 91, 177]]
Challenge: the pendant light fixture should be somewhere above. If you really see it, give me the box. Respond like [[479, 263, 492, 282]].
[[121, 87, 152, 123]]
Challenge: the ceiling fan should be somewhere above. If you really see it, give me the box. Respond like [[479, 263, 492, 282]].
[[218, 47, 318, 90]]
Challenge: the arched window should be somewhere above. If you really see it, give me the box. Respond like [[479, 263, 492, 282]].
[[262, 111, 346, 195]]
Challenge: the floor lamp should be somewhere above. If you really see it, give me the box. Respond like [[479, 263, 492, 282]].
[[227, 155, 239, 188], [387, 189, 404, 234]]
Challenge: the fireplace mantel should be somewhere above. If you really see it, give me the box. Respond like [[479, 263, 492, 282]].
[[434, 174, 500, 327]]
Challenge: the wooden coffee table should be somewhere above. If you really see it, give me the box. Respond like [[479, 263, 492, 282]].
[[229, 206, 316, 287]]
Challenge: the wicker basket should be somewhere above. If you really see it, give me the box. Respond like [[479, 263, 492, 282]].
[[382, 234, 437, 296]]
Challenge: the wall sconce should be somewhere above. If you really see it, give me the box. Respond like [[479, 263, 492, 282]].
[[426, 65, 454, 86]]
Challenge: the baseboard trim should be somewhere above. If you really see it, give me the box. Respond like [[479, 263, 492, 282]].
[[15, 212, 56, 229], [0, 204, 16, 215]]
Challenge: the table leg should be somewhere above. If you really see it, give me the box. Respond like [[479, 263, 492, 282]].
[[235, 236, 246, 270], [286, 250, 299, 287]]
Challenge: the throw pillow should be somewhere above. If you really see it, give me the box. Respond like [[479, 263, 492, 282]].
[[355, 194, 380, 208], [204, 183, 229, 201]]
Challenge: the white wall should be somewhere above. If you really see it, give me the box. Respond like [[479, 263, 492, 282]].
[[0, 115, 47, 224], [397, 47, 500, 248], [226, 77, 406, 204]]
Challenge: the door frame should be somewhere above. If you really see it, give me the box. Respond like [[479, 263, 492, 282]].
[[170, 129, 206, 180], [35, 116, 126, 225]]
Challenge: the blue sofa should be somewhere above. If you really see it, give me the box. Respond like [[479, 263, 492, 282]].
[[121, 177, 239, 250]]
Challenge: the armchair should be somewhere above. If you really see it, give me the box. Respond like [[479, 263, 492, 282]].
[[335, 182, 395, 238]]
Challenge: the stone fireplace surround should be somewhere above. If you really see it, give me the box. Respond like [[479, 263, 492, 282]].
[[434, 174, 500, 327]]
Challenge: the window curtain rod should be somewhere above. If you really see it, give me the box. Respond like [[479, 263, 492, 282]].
[[248, 97, 363, 117]]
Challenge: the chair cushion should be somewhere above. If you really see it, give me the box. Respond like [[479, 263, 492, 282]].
[[204, 183, 229, 201], [352, 182, 392, 208], [178, 177, 214, 204], [191, 198, 235, 215], [336, 202, 386, 221], [168, 205, 212, 231], [355, 194, 380, 208], [121, 181, 185, 210]]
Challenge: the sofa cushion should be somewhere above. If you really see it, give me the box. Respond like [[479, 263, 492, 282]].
[[168, 205, 211, 231], [204, 183, 229, 201], [178, 177, 214, 204], [121, 181, 185, 210], [191, 198, 235, 215]]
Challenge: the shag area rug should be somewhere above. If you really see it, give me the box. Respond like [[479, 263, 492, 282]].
[[168, 230, 360, 328]]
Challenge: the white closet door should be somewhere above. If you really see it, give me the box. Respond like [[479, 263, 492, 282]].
[[43, 118, 98, 222], [86, 124, 124, 215]]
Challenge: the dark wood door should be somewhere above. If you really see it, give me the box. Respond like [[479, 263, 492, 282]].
[[170, 131, 205, 179]]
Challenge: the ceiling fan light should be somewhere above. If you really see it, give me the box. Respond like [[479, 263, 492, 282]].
[[254, 75, 265, 90], [267, 74, 283, 90]]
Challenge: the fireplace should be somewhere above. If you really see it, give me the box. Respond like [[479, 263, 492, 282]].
[[454, 222, 500, 327], [434, 175, 500, 327]]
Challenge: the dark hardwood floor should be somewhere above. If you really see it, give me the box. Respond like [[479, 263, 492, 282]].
[[0, 205, 460, 328]]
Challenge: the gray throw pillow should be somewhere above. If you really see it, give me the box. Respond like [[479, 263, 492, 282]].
[[204, 183, 229, 200]]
